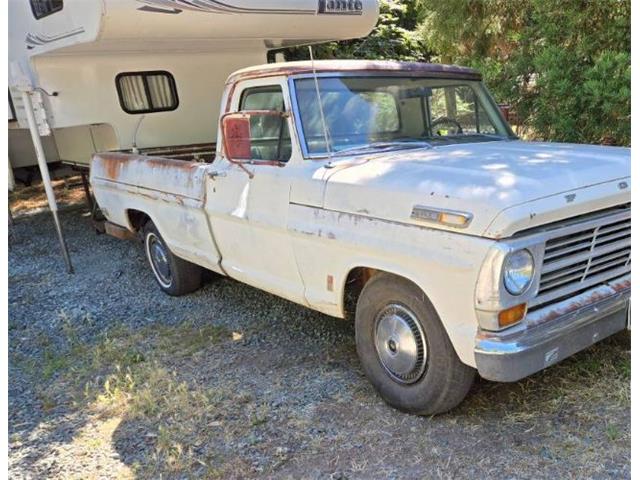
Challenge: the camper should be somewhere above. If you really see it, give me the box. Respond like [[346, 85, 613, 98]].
[[8, 0, 379, 168]]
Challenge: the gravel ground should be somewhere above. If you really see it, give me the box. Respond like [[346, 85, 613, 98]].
[[8, 195, 631, 479]]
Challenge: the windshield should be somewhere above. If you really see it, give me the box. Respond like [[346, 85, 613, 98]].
[[293, 76, 516, 156]]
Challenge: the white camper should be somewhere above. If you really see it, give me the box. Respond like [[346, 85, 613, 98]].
[[8, 0, 379, 167]]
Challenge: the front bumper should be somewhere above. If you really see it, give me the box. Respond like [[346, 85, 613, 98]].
[[475, 275, 630, 382]]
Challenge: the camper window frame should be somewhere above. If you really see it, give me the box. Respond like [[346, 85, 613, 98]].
[[115, 71, 179, 115], [30, 0, 64, 20]]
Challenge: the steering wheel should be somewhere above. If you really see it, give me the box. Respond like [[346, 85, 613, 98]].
[[431, 116, 463, 135]]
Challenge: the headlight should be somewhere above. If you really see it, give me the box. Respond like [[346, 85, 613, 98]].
[[503, 249, 534, 295]]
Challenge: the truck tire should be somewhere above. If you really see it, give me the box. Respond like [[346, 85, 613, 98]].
[[143, 221, 202, 296], [355, 273, 475, 415]]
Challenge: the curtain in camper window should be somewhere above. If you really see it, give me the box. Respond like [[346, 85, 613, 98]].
[[119, 75, 148, 112], [147, 75, 173, 109]]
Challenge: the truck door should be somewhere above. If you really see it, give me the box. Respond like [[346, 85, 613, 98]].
[[204, 78, 306, 305]]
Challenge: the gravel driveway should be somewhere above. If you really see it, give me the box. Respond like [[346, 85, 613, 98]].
[[8, 195, 630, 479]]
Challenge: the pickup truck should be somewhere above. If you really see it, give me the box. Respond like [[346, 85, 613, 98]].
[[90, 60, 631, 415]]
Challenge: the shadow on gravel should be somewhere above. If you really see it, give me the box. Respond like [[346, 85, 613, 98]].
[[9, 208, 631, 479]]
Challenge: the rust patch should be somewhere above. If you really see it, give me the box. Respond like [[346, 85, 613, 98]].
[[611, 279, 631, 293], [105, 221, 137, 241], [100, 154, 126, 181], [326, 275, 334, 292], [530, 278, 630, 326], [96, 152, 200, 182], [225, 60, 482, 87]]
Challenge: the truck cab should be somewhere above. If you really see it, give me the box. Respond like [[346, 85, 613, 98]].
[[90, 60, 631, 415]]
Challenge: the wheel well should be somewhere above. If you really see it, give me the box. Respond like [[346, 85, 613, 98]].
[[127, 209, 151, 231], [343, 267, 379, 321]]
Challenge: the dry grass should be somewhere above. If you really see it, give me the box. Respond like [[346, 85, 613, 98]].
[[14, 308, 630, 478], [9, 176, 87, 217], [462, 331, 630, 420]]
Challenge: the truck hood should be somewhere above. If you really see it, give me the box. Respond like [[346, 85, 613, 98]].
[[323, 140, 631, 238]]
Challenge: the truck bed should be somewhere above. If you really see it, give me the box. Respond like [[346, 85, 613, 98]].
[[90, 152, 221, 272], [91, 152, 207, 200]]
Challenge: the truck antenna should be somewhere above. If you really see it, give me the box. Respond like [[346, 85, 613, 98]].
[[308, 46, 332, 158]]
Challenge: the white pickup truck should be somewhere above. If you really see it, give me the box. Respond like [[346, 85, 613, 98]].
[[91, 60, 631, 415]]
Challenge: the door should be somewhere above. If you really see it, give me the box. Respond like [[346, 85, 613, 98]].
[[205, 78, 306, 304]]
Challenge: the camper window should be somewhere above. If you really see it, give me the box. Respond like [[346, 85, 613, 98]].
[[116, 71, 178, 115], [30, 0, 63, 19]]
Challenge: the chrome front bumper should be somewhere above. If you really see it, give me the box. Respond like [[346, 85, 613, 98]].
[[475, 275, 630, 382]]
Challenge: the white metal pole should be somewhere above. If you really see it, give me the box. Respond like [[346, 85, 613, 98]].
[[8, 159, 16, 192], [21, 90, 74, 273]]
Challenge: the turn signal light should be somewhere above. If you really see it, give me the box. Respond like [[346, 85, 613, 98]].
[[498, 303, 527, 328], [410, 206, 473, 228], [438, 211, 471, 227]]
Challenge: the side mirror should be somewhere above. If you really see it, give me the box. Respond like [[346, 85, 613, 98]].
[[220, 110, 288, 164], [221, 113, 251, 161]]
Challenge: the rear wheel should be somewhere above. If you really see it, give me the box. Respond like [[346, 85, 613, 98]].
[[143, 221, 202, 296], [355, 273, 475, 415]]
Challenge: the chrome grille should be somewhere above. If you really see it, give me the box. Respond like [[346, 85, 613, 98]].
[[530, 206, 631, 309]]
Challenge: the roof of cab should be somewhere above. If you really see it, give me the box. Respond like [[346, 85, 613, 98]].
[[226, 60, 482, 84]]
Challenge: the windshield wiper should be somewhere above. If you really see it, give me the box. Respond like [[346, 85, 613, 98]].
[[335, 140, 433, 156], [430, 133, 506, 140]]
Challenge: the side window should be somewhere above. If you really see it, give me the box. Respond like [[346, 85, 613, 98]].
[[116, 71, 178, 114], [30, 0, 63, 19], [239, 86, 291, 162]]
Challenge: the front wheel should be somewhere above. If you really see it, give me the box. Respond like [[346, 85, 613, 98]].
[[143, 221, 202, 296], [355, 273, 475, 415]]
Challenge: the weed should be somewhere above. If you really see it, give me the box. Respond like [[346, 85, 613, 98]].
[[41, 348, 70, 380], [250, 403, 270, 427], [606, 423, 621, 442]]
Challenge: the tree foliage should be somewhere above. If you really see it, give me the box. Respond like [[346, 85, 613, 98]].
[[418, 0, 630, 145]]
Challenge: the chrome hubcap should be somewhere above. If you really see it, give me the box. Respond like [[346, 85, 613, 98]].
[[374, 304, 427, 384], [147, 233, 172, 287]]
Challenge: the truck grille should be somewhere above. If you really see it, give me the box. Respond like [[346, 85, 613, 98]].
[[529, 205, 631, 309]]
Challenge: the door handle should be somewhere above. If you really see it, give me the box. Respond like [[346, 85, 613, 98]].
[[207, 170, 227, 179]]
